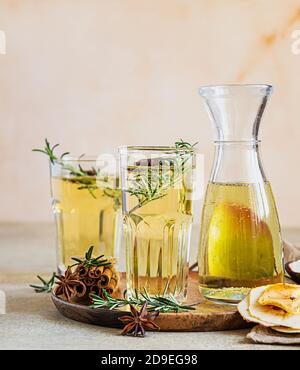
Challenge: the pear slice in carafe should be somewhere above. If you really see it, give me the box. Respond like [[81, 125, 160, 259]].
[[207, 203, 275, 280]]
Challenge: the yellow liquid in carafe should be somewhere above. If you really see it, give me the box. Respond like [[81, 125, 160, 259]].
[[198, 182, 283, 303], [52, 176, 121, 271]]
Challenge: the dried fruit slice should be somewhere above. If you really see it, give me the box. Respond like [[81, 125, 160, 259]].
[[258, 283, 300, 314], [238, 296, 273, 327], [249, 286, 300, 329], [272, 326, 300, 334]]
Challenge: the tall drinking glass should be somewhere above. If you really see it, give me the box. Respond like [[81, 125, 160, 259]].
[[50, 156, 121, 273], [119, 146, 195, 302]]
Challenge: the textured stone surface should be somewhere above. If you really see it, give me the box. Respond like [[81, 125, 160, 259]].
[[0, 223, 299, 349], [0, 282, 295, 350]]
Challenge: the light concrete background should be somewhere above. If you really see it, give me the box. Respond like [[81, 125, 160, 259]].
[[0, 0, 300, 228]]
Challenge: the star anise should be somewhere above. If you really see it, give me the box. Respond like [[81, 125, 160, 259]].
[[54, 267, 86, 302], [118, 302, 160, 337]]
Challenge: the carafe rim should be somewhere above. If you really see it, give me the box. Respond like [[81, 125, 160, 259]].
[[199, 84, 273, 98]]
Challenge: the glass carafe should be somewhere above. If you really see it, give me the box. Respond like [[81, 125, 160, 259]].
[[198, 84, 283, 303]]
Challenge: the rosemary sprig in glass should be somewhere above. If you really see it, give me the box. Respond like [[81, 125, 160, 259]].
[[32, 139, 69, 164], [33, 139, 91, 175], [126, 139, 197, 215], [70, 246, 112, 269], [91, 288, 197, 313], [32, 138, 120, 201], [29, 272, 56, 293], [174, 139, 198, 151]]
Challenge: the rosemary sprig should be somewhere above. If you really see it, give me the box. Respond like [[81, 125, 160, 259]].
[[29, 272, 56, 293], [103, 188, 122, 210], [33, 139, 120, 203], [126, 171, 169, 214], [127, 140, 196, 214], [77, 184, 98, 199], [32, 139, 70, 164], [91, 288, 197, 313], [174, 138, 198, 151], [32, 138, 88, 175], [70, 246, 112, 268]]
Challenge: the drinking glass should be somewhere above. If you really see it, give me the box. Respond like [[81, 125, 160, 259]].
[[119, 146, 195, 301], [50, 156, 122, 273]]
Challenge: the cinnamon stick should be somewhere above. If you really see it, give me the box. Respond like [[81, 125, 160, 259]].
[[83, 277, 95, 286], [97, 268, 113, 288], [88, 267, 97, 279], [73, 282, 87, 298], [94, 266, 104, 278], [89, 284, 100, 295], [106, 277, 118, 295], [76, 265, 89, 278]]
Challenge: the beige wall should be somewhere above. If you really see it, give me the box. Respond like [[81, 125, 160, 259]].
[[0, 0, 300, 227]]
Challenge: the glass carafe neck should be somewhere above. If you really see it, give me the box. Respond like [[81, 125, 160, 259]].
[[211, 141, 266, 183], [199, 84, 273, 142]]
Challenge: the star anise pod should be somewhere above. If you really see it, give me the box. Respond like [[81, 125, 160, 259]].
[[118, 302, 160, 337], [54, 267, 86, 302]]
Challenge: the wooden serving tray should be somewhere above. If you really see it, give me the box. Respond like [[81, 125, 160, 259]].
[[51, 272, 251, 332]]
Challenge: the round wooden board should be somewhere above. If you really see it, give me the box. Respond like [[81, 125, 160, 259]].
[[51, 272, 251, 332]]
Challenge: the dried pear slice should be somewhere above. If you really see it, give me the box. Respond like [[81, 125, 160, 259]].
[[207, 204, 274, 280], [238, 295, 273, 326], [272, 326, 300, 334], [258, 283, 300, 315], [249, 286, 300, 329]]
